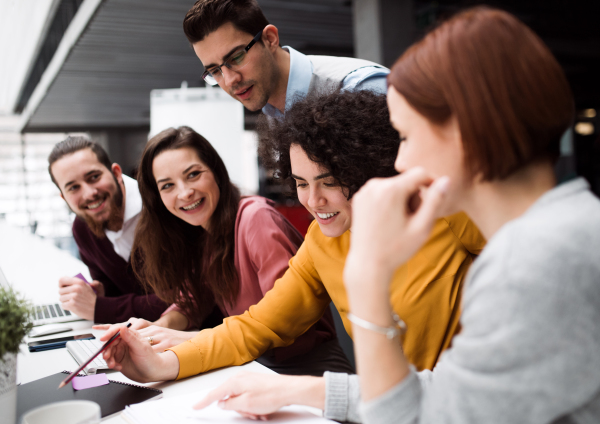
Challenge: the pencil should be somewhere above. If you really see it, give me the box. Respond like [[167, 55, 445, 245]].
[[58, 322, 132, 389]]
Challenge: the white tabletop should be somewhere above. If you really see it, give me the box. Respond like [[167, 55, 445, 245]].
[[1, 221, 305, 423]]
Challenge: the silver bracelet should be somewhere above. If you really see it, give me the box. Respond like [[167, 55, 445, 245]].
[[347, 312, 407, 340]]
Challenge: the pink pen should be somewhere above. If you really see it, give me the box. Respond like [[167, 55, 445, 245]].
[[74, 273, 97, 294]]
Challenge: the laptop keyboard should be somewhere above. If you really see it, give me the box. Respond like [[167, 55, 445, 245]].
[[34, 303, 72, 320], [76, 339, 108, 370]]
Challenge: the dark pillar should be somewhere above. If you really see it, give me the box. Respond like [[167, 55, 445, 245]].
[[353, 0, 415, 67], [90, 129, 149, 177]]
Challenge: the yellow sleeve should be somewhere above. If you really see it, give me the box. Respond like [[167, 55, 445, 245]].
[[168, 231, 332, 379], [443, 211, 487, 254]]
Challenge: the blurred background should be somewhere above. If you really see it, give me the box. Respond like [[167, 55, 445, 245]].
[[0, 0, 598, 255]]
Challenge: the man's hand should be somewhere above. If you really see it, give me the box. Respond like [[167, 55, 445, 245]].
[[58, 276, 97, 321], [90, 280, 105, 297], [194, 372, 325, 420]]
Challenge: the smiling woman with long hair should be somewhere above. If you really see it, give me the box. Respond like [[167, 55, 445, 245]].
[[343, 7, 600, 424], [133, 128, 240, 328], [98, 126, 352, 377]]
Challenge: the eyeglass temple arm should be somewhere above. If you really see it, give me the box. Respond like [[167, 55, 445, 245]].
[[245, 30, 263, 52]]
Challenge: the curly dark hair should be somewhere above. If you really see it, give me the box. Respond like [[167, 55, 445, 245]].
[[257, 90, 400, 199]]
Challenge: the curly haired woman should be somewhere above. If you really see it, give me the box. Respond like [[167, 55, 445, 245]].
[[99, 90, 485, 422]]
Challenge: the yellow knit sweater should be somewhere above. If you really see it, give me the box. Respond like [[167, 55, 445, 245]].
[[170, 212, 485, 378]]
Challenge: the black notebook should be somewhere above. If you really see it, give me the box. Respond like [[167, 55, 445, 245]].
[[17, 371, 163, 421]]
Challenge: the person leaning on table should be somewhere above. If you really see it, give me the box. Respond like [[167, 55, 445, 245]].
[[343, 7, 600, 424], [98, 89, 486, 422]]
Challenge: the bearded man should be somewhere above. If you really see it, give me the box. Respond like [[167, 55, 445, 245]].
[[48, 136, 168, 323]]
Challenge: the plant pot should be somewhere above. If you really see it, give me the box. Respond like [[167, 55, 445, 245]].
[[0, 352, 17, 424]]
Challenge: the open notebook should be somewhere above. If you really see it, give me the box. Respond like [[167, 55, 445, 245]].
[[17, 371, 162, 422]]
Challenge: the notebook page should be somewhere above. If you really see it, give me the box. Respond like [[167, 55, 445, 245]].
[[122, 388, 334, 423]]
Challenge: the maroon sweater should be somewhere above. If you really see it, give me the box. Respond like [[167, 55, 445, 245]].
[[72, 217, 168, 324]]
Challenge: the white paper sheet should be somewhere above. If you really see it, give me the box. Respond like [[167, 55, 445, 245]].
[[121, 388, 335, 424]]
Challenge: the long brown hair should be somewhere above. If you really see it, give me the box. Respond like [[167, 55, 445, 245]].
[[388, 6, 574, 181], [132, 127, 240, 326]]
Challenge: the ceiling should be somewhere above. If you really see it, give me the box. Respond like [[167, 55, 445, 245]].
[[24, 0, 354, 132], [22, 0, 600, 132]]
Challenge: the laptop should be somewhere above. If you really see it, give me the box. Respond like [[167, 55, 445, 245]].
[[0, 265, 83, 326]]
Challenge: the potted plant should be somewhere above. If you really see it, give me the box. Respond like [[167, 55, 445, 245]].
[[0, 285, 32, 424]]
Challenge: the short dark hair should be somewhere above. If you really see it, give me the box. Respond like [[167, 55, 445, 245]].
[[48, 136, 112, 188], [388, 6, 574, 181], [257, 90, 400, 199], [183, 0, 269, 44]]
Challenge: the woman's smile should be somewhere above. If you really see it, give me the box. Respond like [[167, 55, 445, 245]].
[[181, 197, 205, 212], [153, 147, 221, 230]]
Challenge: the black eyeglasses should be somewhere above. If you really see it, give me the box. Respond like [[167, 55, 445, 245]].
[[202, 30, 263, 86]]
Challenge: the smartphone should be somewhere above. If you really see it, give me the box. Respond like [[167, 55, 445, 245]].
[[28, 334, 95, 352]]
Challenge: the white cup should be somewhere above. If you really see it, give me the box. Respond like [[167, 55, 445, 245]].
[[21, 400, 101, 424]]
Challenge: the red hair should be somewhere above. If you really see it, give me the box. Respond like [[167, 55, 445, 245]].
[[388, 7, 574, 180]]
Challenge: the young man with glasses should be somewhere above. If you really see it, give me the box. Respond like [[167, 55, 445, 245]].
[[183, 0, 389, 118]]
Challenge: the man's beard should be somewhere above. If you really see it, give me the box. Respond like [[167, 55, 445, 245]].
[[80, 179, 124, 239]]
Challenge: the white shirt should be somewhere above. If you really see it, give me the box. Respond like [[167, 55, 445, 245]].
[[105, 174, 142, 262]]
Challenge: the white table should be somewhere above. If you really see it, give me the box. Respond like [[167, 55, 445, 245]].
[[18, 333, 275, 423], [0, 222, 303, 423]]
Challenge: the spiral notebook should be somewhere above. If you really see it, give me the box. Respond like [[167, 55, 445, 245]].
[[17, 371, 162, 422]]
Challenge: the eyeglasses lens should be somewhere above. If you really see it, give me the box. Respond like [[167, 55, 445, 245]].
[[203, 73, 219, 86], [202, 44, 252, 86]]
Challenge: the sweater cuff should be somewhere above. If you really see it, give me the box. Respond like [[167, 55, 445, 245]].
[[359, 369, 421, 424], [325, 371, 363, 423], [324, 372, 349, 421], [167, 340, 203, 380]]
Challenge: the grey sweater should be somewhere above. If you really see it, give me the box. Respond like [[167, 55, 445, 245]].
[[354, 178, 600, 424]]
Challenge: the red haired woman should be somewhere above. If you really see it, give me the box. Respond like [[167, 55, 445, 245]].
[[346, 7, 600, 424]]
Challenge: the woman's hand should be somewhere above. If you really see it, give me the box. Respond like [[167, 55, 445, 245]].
[[93, 317, 153, 332], [345, 168, 449, 294], [137, 326, 197, 352], [343, 168, 449, 402], [193, 372, 325, 421], [99, 324, 180, 383]]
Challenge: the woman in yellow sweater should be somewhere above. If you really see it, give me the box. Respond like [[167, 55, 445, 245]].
[[101, 91, 485, 419]]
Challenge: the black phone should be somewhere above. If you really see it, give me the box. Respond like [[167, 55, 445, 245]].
[[28, 334, 95, 352]]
